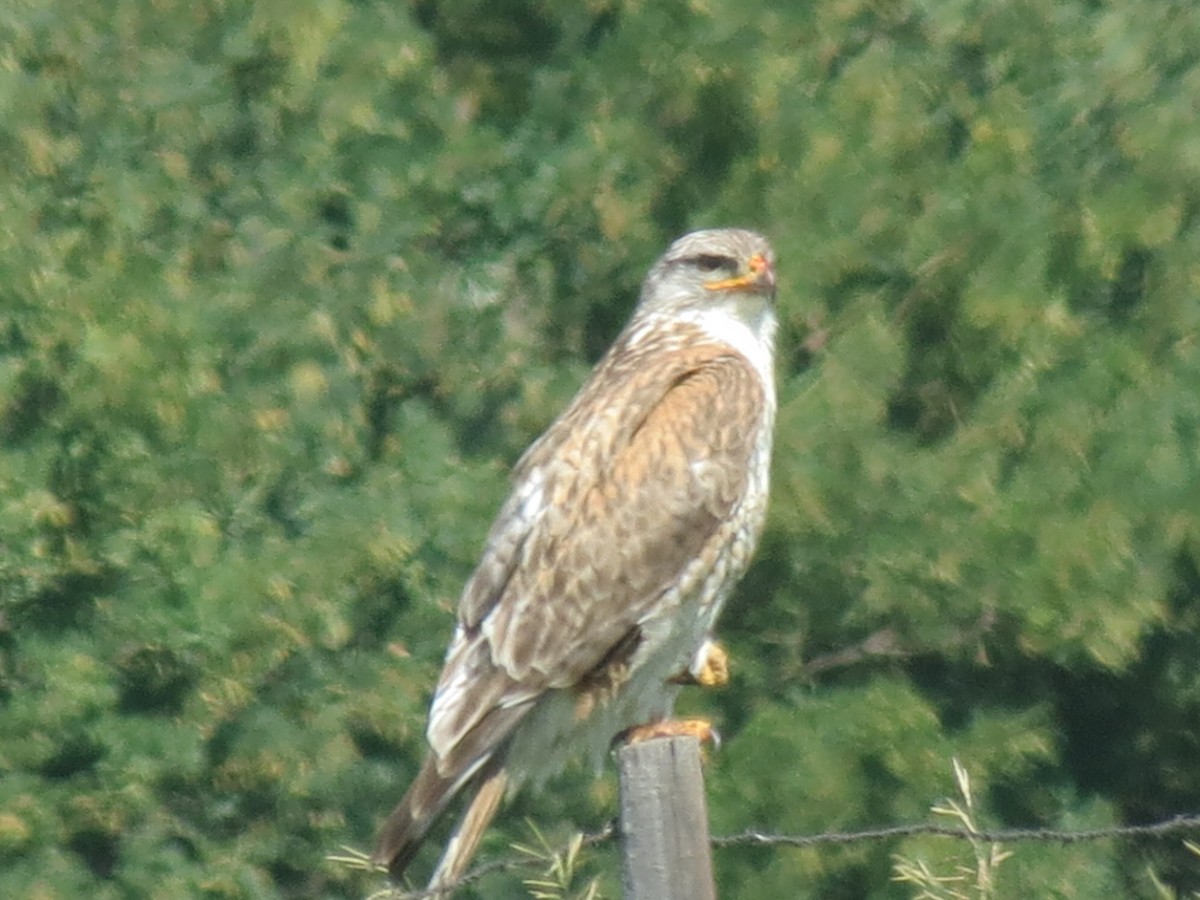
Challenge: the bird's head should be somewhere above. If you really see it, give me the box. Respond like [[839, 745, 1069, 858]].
[[638, 228, 777, 321]]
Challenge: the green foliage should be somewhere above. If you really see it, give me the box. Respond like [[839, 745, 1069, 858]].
[[513, 824, 606, 900], [2, 0, 1200, 897], [893, 759, 1014, 900]]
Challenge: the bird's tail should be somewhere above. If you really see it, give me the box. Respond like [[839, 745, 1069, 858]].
[[372, 758, 464, 882], [428, 766, 509, 891], [372, 756, 510, 889]]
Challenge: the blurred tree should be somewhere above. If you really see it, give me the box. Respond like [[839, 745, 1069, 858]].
[[1, 0, 1198, 897]]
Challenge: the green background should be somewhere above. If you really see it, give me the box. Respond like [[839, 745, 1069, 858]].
[[2, 0, 1199, 896]]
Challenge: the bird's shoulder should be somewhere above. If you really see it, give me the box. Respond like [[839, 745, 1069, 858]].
[[513, 318, 765, 484]]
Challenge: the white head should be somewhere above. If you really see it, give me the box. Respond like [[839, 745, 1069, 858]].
[[637, 228, 776, 318], [631, 229, 778, 380]]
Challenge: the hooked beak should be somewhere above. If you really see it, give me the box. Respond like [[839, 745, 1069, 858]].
[[703, 252, 776, 294]]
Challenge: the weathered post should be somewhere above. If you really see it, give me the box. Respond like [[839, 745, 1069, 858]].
[[616, 735, 717, 900]]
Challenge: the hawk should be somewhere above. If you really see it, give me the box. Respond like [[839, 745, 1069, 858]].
[[374, 228, 778, 890]]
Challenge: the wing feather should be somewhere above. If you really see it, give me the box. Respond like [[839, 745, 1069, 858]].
[[426, 323, 766, 762]]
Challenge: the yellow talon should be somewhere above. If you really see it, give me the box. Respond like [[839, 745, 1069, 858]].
[[694, 640, 729, 687], [618, 718, 721, 750]]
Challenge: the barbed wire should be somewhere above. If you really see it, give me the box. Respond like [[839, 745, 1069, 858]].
[[712, 814, 1200, 848], [370, 814, 1200, 898]]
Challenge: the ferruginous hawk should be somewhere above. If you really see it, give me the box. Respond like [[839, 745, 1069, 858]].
[[373, 228, 778, 890]]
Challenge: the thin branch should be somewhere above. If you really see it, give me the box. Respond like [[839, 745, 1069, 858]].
[[801, 627, 907, 676], [800, 609, 999, 679]]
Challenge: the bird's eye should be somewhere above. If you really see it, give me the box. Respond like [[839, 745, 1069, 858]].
[[692, 254, 735, 273]]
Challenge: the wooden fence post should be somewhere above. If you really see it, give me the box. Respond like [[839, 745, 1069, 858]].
[[616, 735, 717, 900]]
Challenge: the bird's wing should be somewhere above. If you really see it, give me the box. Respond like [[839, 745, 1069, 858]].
[[426, 325, 767, 765]]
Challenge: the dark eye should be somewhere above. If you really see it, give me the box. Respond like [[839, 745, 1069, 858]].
[[692, 254, 735, 273]]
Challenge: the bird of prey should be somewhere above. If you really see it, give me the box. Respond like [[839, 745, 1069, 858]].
[[373, 228, 778, 891]]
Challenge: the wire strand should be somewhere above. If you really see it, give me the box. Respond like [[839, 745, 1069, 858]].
[[380, 814, 1200, 898], [711, 815, 1200, 848]]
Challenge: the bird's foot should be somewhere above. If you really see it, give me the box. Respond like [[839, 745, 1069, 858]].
[[669, 639, 730, 688], [694, 639, 729, 687], [617, 718, 721, 751]]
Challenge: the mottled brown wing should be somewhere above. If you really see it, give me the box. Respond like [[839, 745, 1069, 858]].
[[426, 326, 765, 760], [484, 349, 763, 682]]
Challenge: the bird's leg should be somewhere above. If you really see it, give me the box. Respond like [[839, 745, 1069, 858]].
[[623, 640, 728, 752], [668, 638, 730, 688], [693, 638, 730, 687]]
